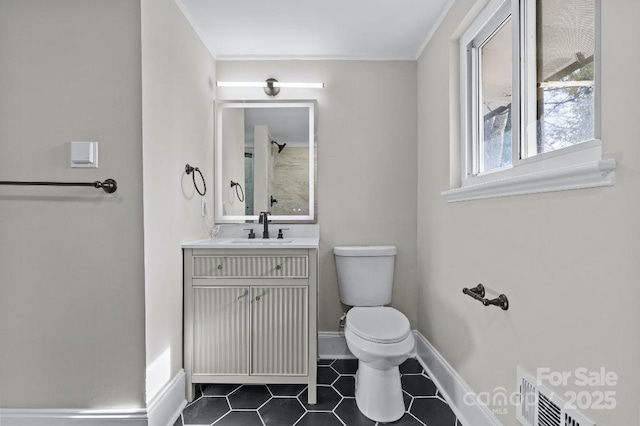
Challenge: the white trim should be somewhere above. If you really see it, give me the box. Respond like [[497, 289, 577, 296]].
[[0, 409, 147, 426], [460, 0, 513, 187], [413, 331, 501, 426], [442, 158, 616, 202], [0, 371, 186, 426], [147, 369, 187, 426], [415, 0, 457, 59], [317, 331, 354, 359], [460, 0, 516, 181]]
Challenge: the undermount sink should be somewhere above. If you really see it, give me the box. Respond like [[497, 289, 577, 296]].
[[230, 239, 293, 244]]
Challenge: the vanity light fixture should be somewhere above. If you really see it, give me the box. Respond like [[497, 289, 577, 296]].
[[216, 78, 324, 96]]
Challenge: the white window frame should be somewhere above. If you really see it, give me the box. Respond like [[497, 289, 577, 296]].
[[443, 0, 615, 202]]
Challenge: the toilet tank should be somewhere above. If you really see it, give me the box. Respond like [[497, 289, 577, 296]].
[[334, 245, 397, 306]]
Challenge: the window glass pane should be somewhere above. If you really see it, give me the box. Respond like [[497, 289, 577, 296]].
[[480, 19, 512, 173], [535, 0, 595, 154]]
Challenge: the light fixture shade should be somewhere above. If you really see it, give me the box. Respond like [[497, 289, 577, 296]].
[[273, 82, 324, 88], [216, 81, 324, 89], [216, 81, 267, 88]]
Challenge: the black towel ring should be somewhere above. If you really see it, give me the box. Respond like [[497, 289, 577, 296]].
[[185, 164, 206, 196], [230, 180, 245, 202]]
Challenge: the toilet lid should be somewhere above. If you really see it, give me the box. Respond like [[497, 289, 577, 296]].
[[346, 307, 411, 344]]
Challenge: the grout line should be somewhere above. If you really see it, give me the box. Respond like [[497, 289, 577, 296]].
[[255, 408, 267, 426], [406, 392, 415, 412], [296, 386, 308, 398], [408, 411, 428, 426], [330, 396, 347, 426], [329, 364, 340, 376], [224, 394, 231, 415], [291, 408, 307, 426], [255, 398, 272, 411], [210, 410, 231, 425], [436, 394, 449, 404], [294, 396, 307, 412], [291, 412, 303, 426]]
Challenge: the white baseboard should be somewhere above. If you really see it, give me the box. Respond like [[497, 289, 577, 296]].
[[317, 329, 501, 426], [318, 331, 353, 359], [0, 409, 148, 426], [147, 369, 187, 426], [413, 331, 501, 426], [0, 370, 187, 426]]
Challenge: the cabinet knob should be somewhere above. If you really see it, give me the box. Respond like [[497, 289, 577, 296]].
[[275, 265, 282, 270], [255, 295, 261, 302], [237, 291, 247, 300], [217, 264, 223, 270]]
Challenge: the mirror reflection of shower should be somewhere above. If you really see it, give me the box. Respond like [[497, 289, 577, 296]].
[[271, 140, 286, 153]]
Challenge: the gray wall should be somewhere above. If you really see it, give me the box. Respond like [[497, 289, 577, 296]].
[[217, 61, 418, 332], [0, 0, 145, 408], [417, 0, 640, 424], [141, 0, 216, 402]]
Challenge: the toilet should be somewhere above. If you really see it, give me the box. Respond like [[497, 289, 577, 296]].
[[334, 245, 415, 423]]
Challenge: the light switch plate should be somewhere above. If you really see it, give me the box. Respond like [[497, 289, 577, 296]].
[[70, 141, 98, 168]]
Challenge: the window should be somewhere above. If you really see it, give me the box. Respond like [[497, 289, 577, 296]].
[[444, 0, 615, 202], [475, 7, 513, 175]]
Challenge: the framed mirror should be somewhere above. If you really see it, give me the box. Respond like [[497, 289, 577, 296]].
[[215, 100, 317, 223]]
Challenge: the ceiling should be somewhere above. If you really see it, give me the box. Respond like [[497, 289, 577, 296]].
[[176, 0, 453, 60]]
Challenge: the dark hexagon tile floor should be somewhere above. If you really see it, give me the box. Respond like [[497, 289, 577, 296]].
[[177, 358, 463, 426], [317, 365, 339, 384], [228, 385, 271, 409], [259, 397, 306, 426], [298, 385, 342, 411], [214, 411, 263, 426]]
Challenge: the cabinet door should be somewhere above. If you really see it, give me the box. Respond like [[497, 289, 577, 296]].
[[193, 287, 249, 375], [250, 286, 308, 376]]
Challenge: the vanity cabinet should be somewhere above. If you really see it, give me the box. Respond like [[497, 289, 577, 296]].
[[183, 248, 317, 404]]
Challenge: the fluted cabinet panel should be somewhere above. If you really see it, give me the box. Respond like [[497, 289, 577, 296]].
[[193, 287, 249, 375], [251, 287, 308, 376], [193, 256, 308, 278]]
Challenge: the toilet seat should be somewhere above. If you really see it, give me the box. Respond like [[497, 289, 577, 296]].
[[346, 307, 410, 344]]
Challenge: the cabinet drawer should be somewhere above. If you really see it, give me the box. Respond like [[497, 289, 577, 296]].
[[193, 256, 308, 278]]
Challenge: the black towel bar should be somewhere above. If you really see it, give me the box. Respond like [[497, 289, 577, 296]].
[[0, 178, 117, 193]]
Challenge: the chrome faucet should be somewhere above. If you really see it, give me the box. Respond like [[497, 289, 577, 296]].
[[258, 211, 271, 239]]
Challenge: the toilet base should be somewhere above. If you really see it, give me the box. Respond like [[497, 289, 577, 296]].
[[354, 361, 404, 423]]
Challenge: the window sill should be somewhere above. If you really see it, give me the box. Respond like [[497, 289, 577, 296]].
[[441, 159, 616, 202]]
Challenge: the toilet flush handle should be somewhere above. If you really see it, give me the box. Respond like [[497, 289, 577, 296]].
[[339, 312, 347, 328]]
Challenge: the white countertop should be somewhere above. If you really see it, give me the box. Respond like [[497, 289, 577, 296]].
[[182, 237, 319, 249], [183, 224, 319, 249]]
